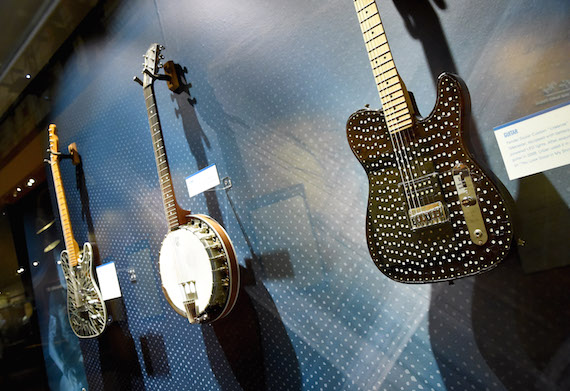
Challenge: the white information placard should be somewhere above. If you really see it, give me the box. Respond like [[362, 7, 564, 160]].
[[185, 164, 220, 198], [95, 262, 122, 301], [494, 102, 570, 180]]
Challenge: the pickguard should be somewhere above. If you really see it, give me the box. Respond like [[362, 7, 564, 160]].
[[347, 73, 513, 283]]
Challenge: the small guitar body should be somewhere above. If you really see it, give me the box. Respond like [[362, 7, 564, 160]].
[[347, 73, 513, 283], [60, 242, 107, 337]]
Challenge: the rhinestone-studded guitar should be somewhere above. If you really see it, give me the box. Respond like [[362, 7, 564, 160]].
[[134, 44, 240, 323], [47, 125, 107, 337], [347, 1, 513, 283]]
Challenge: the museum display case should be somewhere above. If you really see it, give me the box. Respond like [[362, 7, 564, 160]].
[[0, 1, 568, 390]]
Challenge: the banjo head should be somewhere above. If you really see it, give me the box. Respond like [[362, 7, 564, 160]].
[[159, 215, 239, 323]]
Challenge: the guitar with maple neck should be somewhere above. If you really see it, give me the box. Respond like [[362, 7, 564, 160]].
[[48, 124, 107, 337], [347, 0, 513, 283]]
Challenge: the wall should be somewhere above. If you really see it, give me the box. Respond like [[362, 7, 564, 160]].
[[22, 0, 570, 390]]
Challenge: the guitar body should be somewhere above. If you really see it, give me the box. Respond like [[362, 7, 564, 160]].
[[60, 242, 107, 337], [347, 73, 513, 283]]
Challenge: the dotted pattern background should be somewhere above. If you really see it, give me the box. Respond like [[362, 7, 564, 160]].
[[38, 0, 569, 390]]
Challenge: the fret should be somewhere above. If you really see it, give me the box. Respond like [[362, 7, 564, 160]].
[[365, 32, 388, 47], [354, 0, 412, 134], [381, 95, 406, 109], [381, 90, 405, 103], [388, 118, 413, 134], [373, 66, 396, 78], [143, 85, 183, 228], [363, 21, 381, 35], [385, 104, 410, 117], [373, 56, 394, 71], [365, 31, 385, 44], [356, 1, 375, 13], [359, 15, 381, 32], [369, 50, 391, 63], [49, 150, 80, 267], [377, 75, 399, 88], [384, 98, 408, 111], [359, 12, 377, 24], [367, 41, 389, 56]]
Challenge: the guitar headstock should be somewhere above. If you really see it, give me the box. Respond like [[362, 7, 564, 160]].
[[141, 43, 165, 87], [48, 124, 60, 164]]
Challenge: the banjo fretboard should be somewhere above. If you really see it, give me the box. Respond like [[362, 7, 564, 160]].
[[143, 85, 182, 231]]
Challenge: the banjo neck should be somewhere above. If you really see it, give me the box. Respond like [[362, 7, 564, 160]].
[[140, 44, 189, 231]]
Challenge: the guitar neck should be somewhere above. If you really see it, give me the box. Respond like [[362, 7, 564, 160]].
[[50, 156, 80, 266], [143, 84, 184, 230], [354, 0, 413, 134]]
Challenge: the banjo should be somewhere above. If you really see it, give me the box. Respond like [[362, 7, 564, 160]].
[[135, 43, 239, 324], [48, 124, 107, 337]]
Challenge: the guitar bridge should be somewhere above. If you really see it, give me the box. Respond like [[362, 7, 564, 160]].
[[409, 201, 448, 229], [180, 281, 199, 324], [399, 173, 450, 230]]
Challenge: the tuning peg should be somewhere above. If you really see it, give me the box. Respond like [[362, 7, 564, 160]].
[[159, 54, 165, 59], [159, 45, 165, 50], [133, 76, 143, 86]]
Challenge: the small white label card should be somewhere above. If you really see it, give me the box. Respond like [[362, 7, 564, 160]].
[[95, 262, 122, 301], [494, 102, 570, 180], [185, 164, 220, 198]]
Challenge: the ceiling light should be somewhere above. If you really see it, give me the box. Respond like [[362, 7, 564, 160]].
[[26, 74, 31, 79]]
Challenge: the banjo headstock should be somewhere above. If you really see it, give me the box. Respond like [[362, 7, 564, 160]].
[[140, 43, 165, 88]]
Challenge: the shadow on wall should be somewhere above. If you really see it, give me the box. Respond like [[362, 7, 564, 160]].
[[428, 176, 570, 391], [392, 0, 488, 166], [170, 72, 225, 225], [75, 158, 146, 391], [171, 80, 302, 390], [471, 174, 570, 390]]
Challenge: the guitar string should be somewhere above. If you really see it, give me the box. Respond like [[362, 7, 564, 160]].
[[363, 0, 425, 211], [369, 17, 423, 213], [145, 83, 191, 310], [369, 1, 425, 215], [145, 85, 180, 231], [358, 1, 423, 217], [355, 0, 416, 213], [358, 0, 420, 208]]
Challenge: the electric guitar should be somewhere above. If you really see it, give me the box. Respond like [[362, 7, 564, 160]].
[[48, 124, 107, 337], [135, 43, 240, 323], [347, 1, 513, 283]]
